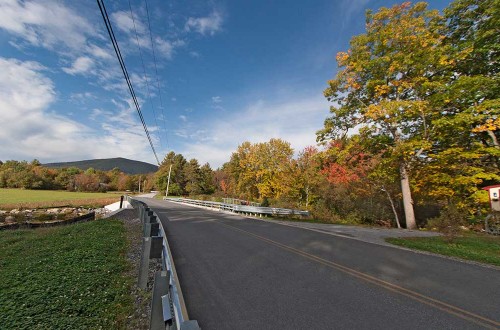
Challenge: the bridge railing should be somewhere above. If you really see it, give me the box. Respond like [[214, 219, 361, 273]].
[[125, 196, 200, 330], [164, 197, 310, 217]]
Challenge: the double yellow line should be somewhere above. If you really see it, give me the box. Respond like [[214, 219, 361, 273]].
[[217, 221, 500, 329]]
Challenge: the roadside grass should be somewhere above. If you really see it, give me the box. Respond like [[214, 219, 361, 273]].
[[386, 233, 500, 267], [0, 219, 133, 329], [0, 188, 122, 210]]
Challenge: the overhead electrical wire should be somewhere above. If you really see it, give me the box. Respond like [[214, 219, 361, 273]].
[[96, 0, 160, 165], [127, 0, 163, 150], [143, 0, 170, 149]]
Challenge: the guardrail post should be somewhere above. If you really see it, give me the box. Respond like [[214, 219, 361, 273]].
[[138, 237, 152, 289], [138, 205, 144, 222], [147, 214, 157, 224], [150, 236, 163, 259], [143, 208, 153, 223], [144, 222, 160, 237]]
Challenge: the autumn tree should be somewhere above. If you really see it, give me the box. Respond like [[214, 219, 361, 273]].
[[318, 2, 450, 229], [294, 146, 323, 209], [217, 139, 295, 203], [402, 0, 499, 213], [252, 139, 294, 200]]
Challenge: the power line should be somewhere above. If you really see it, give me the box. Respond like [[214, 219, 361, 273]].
[[96, 0, 160, 165], [127, 0, 164, 150], [144, 0, 170, 150]]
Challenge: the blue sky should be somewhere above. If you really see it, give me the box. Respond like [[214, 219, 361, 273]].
[[0, 0, 450, 168]]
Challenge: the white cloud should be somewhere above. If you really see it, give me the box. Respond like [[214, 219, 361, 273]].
[[185, 11, 223, 36], [87, 44, 112, 59], [155, 37, 185, 59], [0, 0, 95, 51], [111, 10, 146, 35], [62, 56, 94, 75], [211, 96, 224, 111], [70, 92, 95, 102], [179, 95, 329, 168], [189, 51, 200, 58], [0, 57, 158, 164], [179, 115, 187, 122]]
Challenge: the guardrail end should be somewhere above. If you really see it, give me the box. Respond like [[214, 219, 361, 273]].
[[150, 271, 170, 330]]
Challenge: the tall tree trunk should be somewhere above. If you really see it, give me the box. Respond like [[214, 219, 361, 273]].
[[400, 163, 417, 229], [383, 186, 401, 229]]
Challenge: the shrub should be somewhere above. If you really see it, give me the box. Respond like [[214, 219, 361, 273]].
[[427, 204, 467, 242]]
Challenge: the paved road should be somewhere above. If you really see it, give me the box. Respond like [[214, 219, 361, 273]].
[[139, 198, 500, 330]]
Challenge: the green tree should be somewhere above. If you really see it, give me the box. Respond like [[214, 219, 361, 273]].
[[184, 159, 202, 195], [156, 152, 187, 195], [200, 163, 216, 194]]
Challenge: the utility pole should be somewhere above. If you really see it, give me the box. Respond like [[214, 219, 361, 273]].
[[138, 176, 141, 193], [165, 164, 172, 197]]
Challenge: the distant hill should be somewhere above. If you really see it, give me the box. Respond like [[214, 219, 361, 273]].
[[43, 157, 158, 175]]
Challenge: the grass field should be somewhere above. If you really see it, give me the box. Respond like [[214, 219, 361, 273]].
[[386, 233, 500, 266], [0, 219, 133, 329], [0, 188, 122, 209]]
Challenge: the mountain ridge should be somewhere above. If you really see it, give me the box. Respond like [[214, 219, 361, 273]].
[[43, 157, 158, 175]]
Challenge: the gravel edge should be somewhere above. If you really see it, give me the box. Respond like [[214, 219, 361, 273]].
[[109, 209, 162, 329]]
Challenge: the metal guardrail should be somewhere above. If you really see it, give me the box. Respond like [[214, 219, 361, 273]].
[[164, 197, 310, 217], [125, 196, 200, 330]]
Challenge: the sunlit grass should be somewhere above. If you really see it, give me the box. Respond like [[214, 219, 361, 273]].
[[0, 188, 121, 209], [0, 219, 133, 329], [386, 233, 500, 266]]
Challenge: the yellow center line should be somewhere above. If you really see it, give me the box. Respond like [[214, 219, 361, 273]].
[[217, 221, 500, 329]]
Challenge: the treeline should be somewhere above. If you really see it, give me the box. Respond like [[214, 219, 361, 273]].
[[0, 160, 153, 192], [155, 152, 215, 196], [213, 139, 413, 226]]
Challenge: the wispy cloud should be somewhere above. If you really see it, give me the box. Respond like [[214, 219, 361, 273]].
[[185, 10, 224, 36], [111, 10, 146, 35], [179, 95, 329, 168], [211, 96, 224, 111], [340, 0, 372, 26], [155, 37, 185, 59], [0, 0, 95, 52]]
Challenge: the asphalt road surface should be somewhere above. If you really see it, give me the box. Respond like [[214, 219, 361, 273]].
[[138, 198, 500, 330]]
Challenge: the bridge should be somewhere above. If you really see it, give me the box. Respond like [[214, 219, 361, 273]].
[[133, 196, 500, 330]]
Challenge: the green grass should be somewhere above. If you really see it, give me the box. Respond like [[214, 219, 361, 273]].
[[0, 219, 133, 329], [0, 188, 121, 209], [386, 234, 500, 267]]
